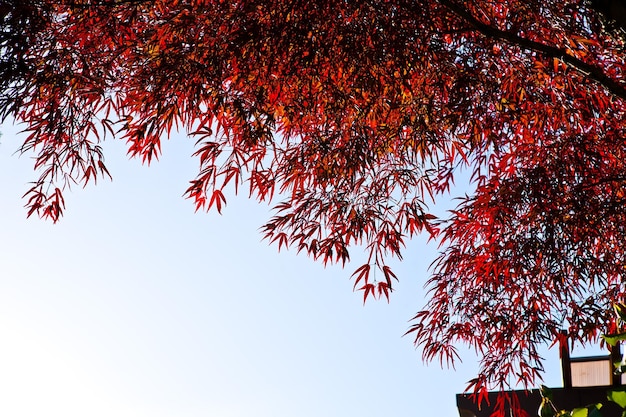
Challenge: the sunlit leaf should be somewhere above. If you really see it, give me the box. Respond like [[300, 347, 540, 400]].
[[602, 333, 626, 347], [608, 390, 626, 409]]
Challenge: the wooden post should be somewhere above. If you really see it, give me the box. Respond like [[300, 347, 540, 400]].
[[560, 330, 572, 389], [611, 343, 622, 386]]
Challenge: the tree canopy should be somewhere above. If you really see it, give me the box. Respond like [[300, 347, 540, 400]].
[[4, 1, 626, 414]]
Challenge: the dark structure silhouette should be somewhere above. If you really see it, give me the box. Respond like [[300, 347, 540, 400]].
[[457, 338, 624, 417]]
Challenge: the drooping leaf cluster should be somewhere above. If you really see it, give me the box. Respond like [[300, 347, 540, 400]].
[[4, 1, 626, 413]]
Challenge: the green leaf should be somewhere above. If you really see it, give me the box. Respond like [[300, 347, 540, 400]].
[[602, 332, 626, 346], [587, 404, 603, 417], [609, 389, 626, 408], [540, 399, 556, 417], [570, 404, 602, 417], [541, 385, 554, 400], [615, 303, 626, 323]]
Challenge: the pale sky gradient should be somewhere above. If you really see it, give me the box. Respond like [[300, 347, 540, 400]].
[[0, 120, 567, 417]]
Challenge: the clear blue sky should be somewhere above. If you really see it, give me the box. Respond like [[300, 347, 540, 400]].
[[0, 120, 568, 417]]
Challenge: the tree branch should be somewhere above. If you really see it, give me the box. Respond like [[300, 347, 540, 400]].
[[438, 0, 626, 101]]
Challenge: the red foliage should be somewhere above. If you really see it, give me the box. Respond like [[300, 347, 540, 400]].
[[4, 1, 626, 413]]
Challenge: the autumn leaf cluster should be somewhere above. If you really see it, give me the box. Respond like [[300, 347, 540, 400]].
[[4, 1, 626, 414]]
